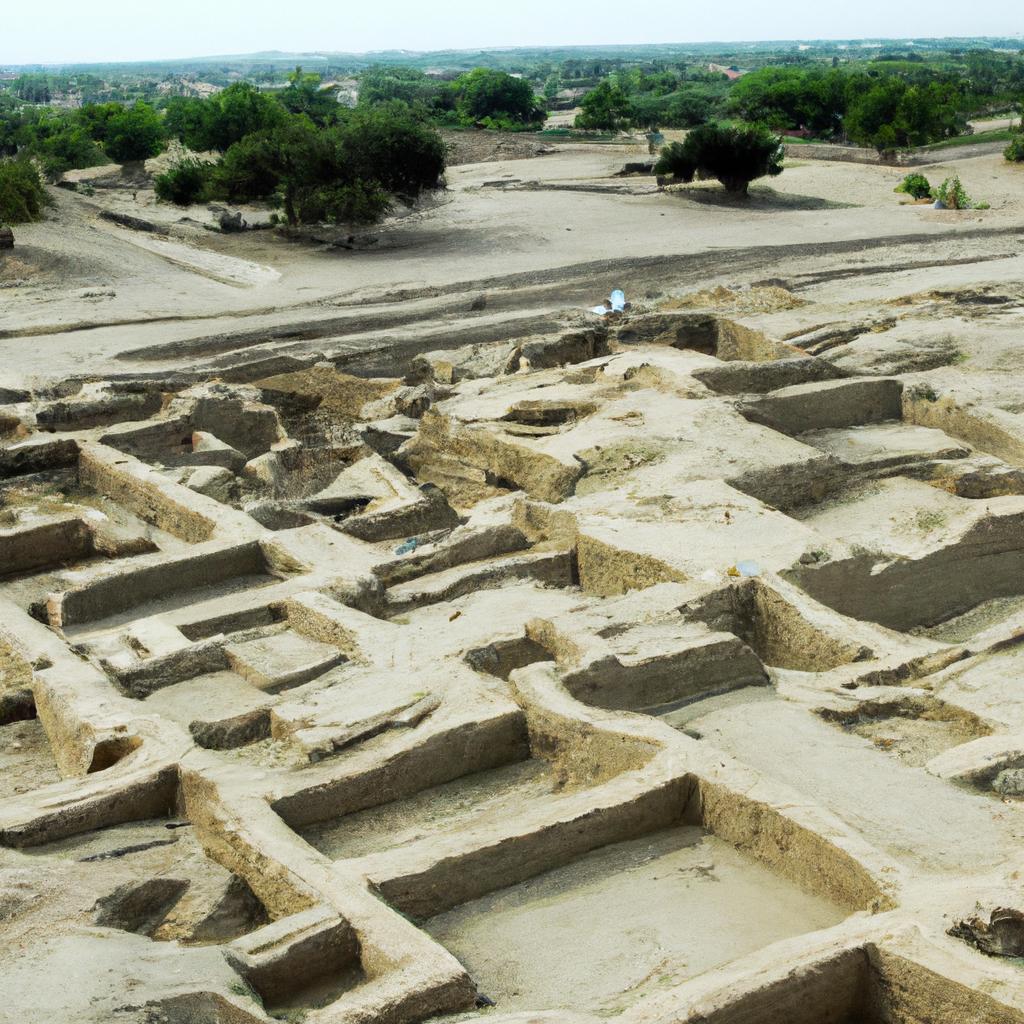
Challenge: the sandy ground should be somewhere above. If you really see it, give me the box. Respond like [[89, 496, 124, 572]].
[[1, 141, 1023, 388], [425, 825, 845, 1014]]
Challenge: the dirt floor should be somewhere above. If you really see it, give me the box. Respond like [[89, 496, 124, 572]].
[[3, 138, 1022, 387]]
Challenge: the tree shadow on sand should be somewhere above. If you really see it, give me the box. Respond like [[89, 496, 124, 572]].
[[665, 184, 859, 212]]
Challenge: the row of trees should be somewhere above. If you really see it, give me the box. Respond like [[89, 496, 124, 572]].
[[575, 58, 1023, 150], [727, 66, 971, 149], [575, 70, 732, 130], [156, 101, 445, 226], [357, 67, 546, 130], [0, 99, 164, 178], [0, 69, 449, 227]]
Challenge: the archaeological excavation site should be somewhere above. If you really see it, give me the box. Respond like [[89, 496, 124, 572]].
[[5, 131, 1024, 1024]]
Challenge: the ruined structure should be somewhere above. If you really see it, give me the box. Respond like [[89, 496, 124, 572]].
[[3, 285, 1024, 1024]]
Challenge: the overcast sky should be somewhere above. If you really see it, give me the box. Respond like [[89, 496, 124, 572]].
[[4, 0, 1022, 65]]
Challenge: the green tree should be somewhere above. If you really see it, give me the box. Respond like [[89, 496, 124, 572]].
[[453, 69, 542, 127], [278, 67, 340, 126], [155, 157, 213, 205], [11, 74, 52, 104], [102, 101, 164, 162], [163, 96, 211, 151], [165, 83, 285, 153], [727, 67, 847, 134], [76, 102, 124, 144], [844, 76, 967, 151], [655, 122, 784, 194], [213, 106, 445, 227], [575, 80, 634, 130], [359, 67, 447, 110], [0, 158, 47, 223], [34, 123, 106, 179]]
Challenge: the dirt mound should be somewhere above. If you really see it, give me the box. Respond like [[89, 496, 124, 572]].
[[0, 255, 39, 286], [660, 284, 806, 314], [441, 129, 553, 166], [254, 365, 399, 419]]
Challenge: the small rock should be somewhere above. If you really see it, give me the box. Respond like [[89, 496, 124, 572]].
[[469, 294, 487, 311], [185, 465, 237, 503], [218, 210, 245, 232], [0, 226, 13, 250], [993, 768, 1024, 797], [393, 384, 437, 419], [242, 450, 286, 493]]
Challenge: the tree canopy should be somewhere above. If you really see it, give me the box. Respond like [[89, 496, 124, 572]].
[[164, 83, 285, 152], [655, 122, 784, 194], [0, 158, 47, 223], [158, 103, 446, 227]]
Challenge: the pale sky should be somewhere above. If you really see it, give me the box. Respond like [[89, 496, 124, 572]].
[[3, 0, 1022, 65]]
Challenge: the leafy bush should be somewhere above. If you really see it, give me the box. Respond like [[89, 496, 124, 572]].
[[0, 158, 47, 223], [275, 67, 341, 126], [453, 69, 543, 128], [154, 158, 212, 205], [165, 83, 285, 153], [934, 175, 973, 209], [212, 106, 446, 226], [895, 173, 933, 199], [653, 141, 697, 181], [656, 122, 784, 194], [31, 123, 106, 180], [727, 66, 848, 135], [845, 76, 967, 151], [575, 81, 634, 130], [1005, 133, 1024, 162], [102, 101, 164, 163]]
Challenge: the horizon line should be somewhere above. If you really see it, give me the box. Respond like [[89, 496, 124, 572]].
[[4, 33, 1024, 70]]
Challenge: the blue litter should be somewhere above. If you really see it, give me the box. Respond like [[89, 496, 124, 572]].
[[589, 289, 628, 316], [395, 538, 421, 555], [736, 560, 761, 577]]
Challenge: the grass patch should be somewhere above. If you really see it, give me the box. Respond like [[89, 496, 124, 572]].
[[919, 128, 1016, 152], [913, 509, 948, 534]]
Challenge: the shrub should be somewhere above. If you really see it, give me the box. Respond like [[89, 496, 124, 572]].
[[656, 122, 784, 194], [895, 173, 932, 199], [453, 69, 542, 127], [34, 125, 106, 181], [212, 106, 446, 227], [165, 84, 285, 153], [934, 175, 973, 209], [102, 102, 164, 163], [654, 141, 697, 181], [845, 77, 967, 151], [1005, 133, 1024, 162], [154, 158, 212, 205], [0, 158, 47, 223], [575, 80, 634, 131]]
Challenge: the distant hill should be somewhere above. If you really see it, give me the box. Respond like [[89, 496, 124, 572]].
[[4, 36, 1022, 76]]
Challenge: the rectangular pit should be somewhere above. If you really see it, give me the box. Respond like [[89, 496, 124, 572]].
[[300, 758, 555, 861], [685, 944, 1024, 1024], [423, 824, 847, 1016], [51, 543, 283, 632]]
